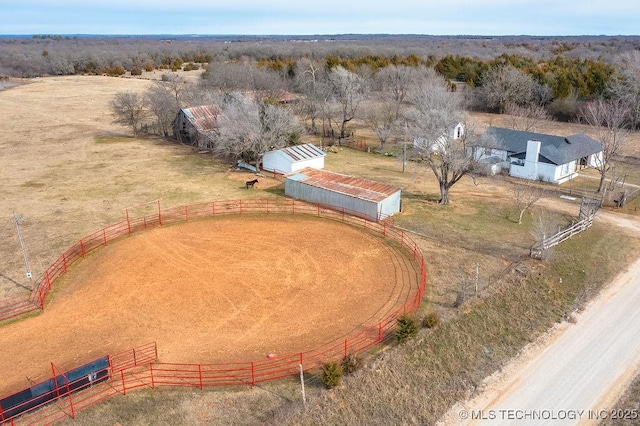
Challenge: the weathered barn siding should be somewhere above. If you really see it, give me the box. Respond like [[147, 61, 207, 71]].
[[173, 105, 221, 148]]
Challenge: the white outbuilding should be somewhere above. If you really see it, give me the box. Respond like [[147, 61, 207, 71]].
[[262, 143, 326, 174], [285, 167, 402, 221]]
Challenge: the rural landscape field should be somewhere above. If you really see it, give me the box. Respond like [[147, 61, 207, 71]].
[[1, 34, 640, 425]]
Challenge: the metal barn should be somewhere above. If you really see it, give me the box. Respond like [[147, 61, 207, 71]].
[[262, 143, 326, 174], [285, 168, 402, 220]]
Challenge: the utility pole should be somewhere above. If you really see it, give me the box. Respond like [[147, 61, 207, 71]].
[[299, 364, 307, 408], [403, 122, 408, 173], [13, 212, 33, 282]]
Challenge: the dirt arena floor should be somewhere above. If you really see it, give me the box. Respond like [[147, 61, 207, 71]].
[[0, 215, 419, 395]]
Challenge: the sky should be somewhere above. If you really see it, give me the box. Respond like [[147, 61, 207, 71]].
[[0, 0, 638, 36]]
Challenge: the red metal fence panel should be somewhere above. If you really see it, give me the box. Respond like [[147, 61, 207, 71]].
[[1, 198, 427, 425]]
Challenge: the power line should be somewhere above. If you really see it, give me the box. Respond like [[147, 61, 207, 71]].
[[13, 212, 33, 283]]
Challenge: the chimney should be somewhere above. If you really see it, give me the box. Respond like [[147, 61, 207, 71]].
[[525, 140, 541, 164]]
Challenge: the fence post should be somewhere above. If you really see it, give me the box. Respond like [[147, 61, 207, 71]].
[[199, 364, 203, 390], [383, 221, 387, 238], [344, 339, 348, 358], [150, 363, 155, 389], [102, 228, 107, 246], [51, 363, 61, 398], [126, 209, 131, 236], [251, 361, 255, 387], [378, 322, 383, 345], [65, 375, 75, 419], [62, 253, 68, 273], [292, 199, 295, 214], [240, 199, 243, 214], [39, 283, 45, 309], [121, 370, 126, 396], [157, 200, 162, 226], [80, 240, 85, 258], [133, 348, 137, 366], [211, 201, 216, 216]]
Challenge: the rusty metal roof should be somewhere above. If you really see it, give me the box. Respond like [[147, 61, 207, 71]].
[[278, 144, 326, 162], [181, 105, 221, 133], [286, 168, 401, 202]]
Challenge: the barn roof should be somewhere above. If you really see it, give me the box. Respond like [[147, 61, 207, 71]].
[[272, 144, 326, 162], [180, 105, 221, 133], [476, 127, 602, 165], [286, 168, 401, 203]]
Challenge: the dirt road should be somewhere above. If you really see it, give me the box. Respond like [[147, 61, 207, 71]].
[[440, 213, 640, 425]]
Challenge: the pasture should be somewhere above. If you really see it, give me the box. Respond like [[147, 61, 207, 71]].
[[1, 74, 639, 425]]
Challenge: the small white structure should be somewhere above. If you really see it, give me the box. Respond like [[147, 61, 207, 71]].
[[262, 143, 326, 174], [414, 122, 466, 152], [473, 127, 603, 184], [285, 168, 401, 220]]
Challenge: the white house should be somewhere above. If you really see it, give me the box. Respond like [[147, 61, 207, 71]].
[[472, 127, 603, 184], [414, 122, 465, 152], [262, 143, 326, 174], [284, 167, 401, 220]]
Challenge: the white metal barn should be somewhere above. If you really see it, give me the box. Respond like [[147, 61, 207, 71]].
[[285, 168, 402, 220], [262, 143, 326, 174]]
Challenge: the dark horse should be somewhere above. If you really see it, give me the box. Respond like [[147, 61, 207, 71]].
[[245, 179, 258, 189]]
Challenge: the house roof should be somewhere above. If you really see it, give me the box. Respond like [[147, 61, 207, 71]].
[[269, 143, 326, 162], [476, 127, 602, 165], [180, 105, 221, 133], [286, 167, 401, 203]]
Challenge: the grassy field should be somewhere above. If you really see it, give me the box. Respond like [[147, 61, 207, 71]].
[[2, 75, 640, 425]]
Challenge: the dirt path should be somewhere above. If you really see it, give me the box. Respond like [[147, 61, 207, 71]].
[[439, 213, 640, 425]]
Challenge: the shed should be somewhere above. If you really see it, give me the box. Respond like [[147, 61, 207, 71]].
[[173, 105, 221, 149], [285, 168, 402, 220], [263, 143, 326, 174]]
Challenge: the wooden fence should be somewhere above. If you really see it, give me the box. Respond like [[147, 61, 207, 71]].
[[530, 198, 599, 259]]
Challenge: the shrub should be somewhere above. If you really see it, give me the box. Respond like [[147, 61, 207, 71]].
[[422, 312, 441, 329], [130, 67, 142, 76], [341, 353, 362, 375], [321, 360, 343, 389], [396, 314, 419, 343], [104, 65, 125, 76]]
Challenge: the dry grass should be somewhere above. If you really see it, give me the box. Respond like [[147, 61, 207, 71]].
[[3, 76, 640, 425]]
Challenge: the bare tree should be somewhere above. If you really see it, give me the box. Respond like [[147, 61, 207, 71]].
[[327, 66, 369, 138], [579, 98, 629, 192], [407, 68, 473, 204], [109, 91, 147, 136], [478, 65, 535, 113], [362, 98, 397, 151], [375, 65, 414, 120], [609, 51, 640, 129], [531, 208, 559, 260], [215, 96, 300, 170], [505, 103, 551, 132], [294, 61, 327, 135], [511, 183, 546, 224], [145, 84, 178, 137], [159, 72, 189, 111]]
